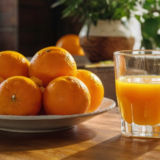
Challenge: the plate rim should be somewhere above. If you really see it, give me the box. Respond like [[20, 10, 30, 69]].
[[0, 97, 116, 120]]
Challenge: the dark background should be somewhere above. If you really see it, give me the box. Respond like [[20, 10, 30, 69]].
[[0, 0, 83, 57]]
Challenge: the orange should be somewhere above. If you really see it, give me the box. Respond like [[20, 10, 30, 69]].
[[43, 76, 91, 115], [0, 76, 42, 115], [0, 50, 30, 82], [56, 34, 85, 56], [29, 46, 77, 87], [76, 69, 104, 113]]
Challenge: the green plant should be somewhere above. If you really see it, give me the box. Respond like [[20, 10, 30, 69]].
[[51, 0, 137, 25], [51, 0, 160, 49], [135, 0, 160, 49]]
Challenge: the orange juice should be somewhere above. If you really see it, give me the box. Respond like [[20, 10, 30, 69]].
[[116, 76, 160, 125]]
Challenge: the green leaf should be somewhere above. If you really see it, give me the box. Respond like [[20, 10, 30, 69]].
[[142, 17, 160, 37], [142, 39, 153, 49], [50, 0, 66, 8]]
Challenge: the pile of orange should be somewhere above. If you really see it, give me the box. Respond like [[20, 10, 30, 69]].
[[0, 51, 42, 115], [0, 46, 104, 116]]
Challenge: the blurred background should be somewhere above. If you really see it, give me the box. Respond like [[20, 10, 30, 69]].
[[1, 0, 160, 57], [0, 0, 83, 57]]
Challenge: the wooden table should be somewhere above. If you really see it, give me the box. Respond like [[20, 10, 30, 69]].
[[0, 108, 160, 160]]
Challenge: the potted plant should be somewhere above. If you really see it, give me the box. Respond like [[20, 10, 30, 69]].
[[51, 0, 160, 62], [135, 0, 160, 49]]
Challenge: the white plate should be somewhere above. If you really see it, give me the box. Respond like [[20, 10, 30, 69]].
[[0, 97, 115, 133]]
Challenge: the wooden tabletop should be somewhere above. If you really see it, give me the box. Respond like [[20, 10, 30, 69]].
[[0, 107, 160, 160]]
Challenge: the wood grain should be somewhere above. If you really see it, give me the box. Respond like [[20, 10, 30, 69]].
[[0, 108, 160, 159], [80, 36, 135, 62]]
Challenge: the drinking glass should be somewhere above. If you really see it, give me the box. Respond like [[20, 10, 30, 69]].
[[114, 50, 160, 138]]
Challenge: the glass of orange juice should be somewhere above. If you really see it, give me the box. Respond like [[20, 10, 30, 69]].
[[114, 50, 160, 138]]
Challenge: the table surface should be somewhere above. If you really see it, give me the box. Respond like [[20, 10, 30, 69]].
[[0, 107, 160, 160]]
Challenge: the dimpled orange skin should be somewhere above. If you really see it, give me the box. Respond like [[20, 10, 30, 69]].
[[56, 34, 85, 56], [43, 76, 91, 115], [29, 46, 77, 87], [0, 76, 42, 115], [76, 69, 104, 113], [0, 51, 30, 80]]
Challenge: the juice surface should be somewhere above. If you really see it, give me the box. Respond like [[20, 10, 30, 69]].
[[116, 76, 160, 125]]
